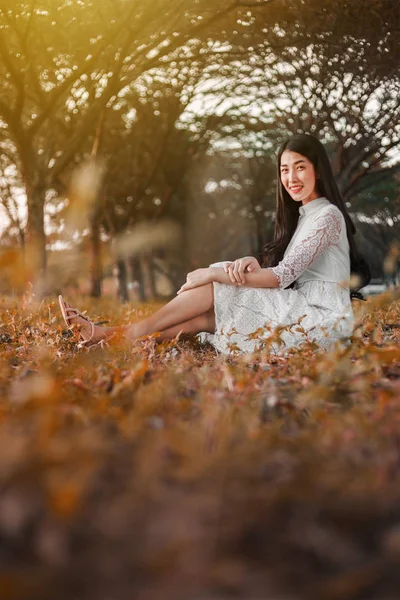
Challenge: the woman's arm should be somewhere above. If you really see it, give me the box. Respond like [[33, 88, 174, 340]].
[[224, 256, 261, 284], [270, 207, 342, 289], [212, 207, 342, 290], [176, 264, 279, 294], [211, 266, 280, 288], [178, 207, 343, 295]]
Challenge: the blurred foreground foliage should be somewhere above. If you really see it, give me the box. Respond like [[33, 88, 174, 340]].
[[0, 291, 399, 599]]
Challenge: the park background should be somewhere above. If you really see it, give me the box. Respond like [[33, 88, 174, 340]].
[[0, 2, 400, 600], [0, 0, 399, 299]]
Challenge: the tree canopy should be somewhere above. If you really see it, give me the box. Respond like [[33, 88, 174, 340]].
[[0, 0, 399, 292]]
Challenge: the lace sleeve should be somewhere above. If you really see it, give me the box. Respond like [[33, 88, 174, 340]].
[[270, 207, 343, 289]]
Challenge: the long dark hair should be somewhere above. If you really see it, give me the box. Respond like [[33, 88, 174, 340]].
[[262, 134, 371, 295]]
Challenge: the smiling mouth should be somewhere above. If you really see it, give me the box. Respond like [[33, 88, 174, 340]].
[[290, 186, 303, 193]]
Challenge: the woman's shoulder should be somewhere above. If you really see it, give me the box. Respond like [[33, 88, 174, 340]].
[[314, 203, 346, 240], [318, 203, 345, 223], [319, 202, 342, 215]]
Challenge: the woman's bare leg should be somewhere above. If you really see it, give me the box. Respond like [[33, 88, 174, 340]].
[[64, 283, 215, 344], [125, 283, 214, 340], [155, 309, 215, 340]]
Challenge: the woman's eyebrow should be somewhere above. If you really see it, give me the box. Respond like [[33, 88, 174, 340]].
[[280, 159, 307, 168]]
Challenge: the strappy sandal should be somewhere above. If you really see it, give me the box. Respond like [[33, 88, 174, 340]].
[[58, 295, 101, 349]]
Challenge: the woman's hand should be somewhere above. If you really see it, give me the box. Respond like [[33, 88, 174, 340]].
[[177, 268, 213, 294], [224, 256, 261, 285]]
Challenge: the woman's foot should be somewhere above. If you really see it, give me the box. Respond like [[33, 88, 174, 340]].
[[58, 296, 110, 347]]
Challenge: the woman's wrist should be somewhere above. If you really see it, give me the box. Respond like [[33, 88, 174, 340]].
[[209, 267, 240, 285], [208, 267, 221, 283]]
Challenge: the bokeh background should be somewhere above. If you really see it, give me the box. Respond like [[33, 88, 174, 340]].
[[0, 0, 399, 300]]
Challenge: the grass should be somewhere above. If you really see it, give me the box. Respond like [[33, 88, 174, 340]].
[[0, 289, 399, 600]]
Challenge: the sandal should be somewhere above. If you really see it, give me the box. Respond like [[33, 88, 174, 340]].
[[58, 295, 97, 348]]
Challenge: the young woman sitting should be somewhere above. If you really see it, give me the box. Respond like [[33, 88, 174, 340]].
[[59, 133, 370, 355]]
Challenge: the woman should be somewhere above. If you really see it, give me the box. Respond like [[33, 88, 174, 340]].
[[59, 134, 370, 355]]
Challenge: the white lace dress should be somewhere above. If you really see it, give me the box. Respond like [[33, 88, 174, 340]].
[[200, 197, 354, 355]]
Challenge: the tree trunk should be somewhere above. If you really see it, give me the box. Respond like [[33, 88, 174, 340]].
[[130, 256, 145, 302], [90, 218, 102, 297], [141, 252, 156, 301], [25, 187, 46, 292], [116, 258, 129, 303]]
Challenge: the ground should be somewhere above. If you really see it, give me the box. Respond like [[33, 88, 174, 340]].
[[0, 289, 399, 600]]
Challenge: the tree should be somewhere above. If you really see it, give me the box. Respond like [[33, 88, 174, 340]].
[[1, 0, 399, 291], [0, 0, 253, 282], [98, 87, 199, 299], [180, 0, 400, 262]]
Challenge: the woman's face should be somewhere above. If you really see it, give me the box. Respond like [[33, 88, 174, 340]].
[[280, 149, 320, 204]]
